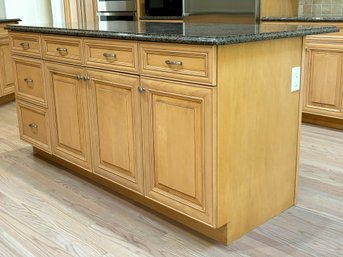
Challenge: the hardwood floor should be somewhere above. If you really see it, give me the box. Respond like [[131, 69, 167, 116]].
[[0, 101, 342, 257]]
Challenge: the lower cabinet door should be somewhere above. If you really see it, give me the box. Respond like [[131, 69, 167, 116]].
[[140, 77, 215, 226], [0, 44, 15, 95], [87, 69, 143, 194], [45, 62, 92, 170], [303, 48, 343, 118]]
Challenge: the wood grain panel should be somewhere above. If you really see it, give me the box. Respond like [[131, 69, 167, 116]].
[[10, 32, 41, 57], [260, 0, 298, 17], [87, 69, 144, 194], [1, 45, 15, 95], [141, 77, 215, 226]]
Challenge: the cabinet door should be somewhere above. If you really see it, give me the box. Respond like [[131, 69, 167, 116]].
[[45, 62, 92, 170], [304, 48, 343, 119], [87, 69, 143, 194], [141, 77, 215, 226], [0, 44, 15, 96]]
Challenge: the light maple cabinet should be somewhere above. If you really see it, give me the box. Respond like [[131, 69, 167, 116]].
[[141, 77, 214, 224], [303, 38, 343, 120], [45, 62, 92, 170], [10, 31, 303, 244]]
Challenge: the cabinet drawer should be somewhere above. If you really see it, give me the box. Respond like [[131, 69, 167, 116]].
[[139, 43, 216, 85], [17, 101, 51, 153], [13, 56, 47, 106], [84, 39, 138, 73], [42, 36, 82, 64], [10, 33, 41, 57]]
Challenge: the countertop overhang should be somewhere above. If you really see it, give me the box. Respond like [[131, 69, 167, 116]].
[[5, 21, 339, 45], [0, 18, 21, 24], [261, 17, 343, 23]]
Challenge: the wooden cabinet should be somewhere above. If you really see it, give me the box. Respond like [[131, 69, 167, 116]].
[[303, 38, 343, 120], [45, 62, 92, 170], [88, 69, 143, 194], [141, 77, 214, 225]]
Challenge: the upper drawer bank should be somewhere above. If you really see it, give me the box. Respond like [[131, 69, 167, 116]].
[[10, 33, 41, 57]]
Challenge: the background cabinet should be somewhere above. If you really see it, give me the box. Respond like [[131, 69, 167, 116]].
[[303, 40, 343, 120]]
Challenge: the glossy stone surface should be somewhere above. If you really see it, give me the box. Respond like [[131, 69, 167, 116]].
[[262, 17, 343, 22], [0, 18, 21, 23], [5, 20, 339, 45]]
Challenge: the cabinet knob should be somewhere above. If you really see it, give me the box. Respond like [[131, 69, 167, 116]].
[[165, 60, 183, 66], [28, 123, 38, 129], [138, 87, 146, 93], [24, 78, 34, 85], [76, 75, 83, 80], [103, 52, 117, 60], [20, 42, 30, 50], [56, 47, 68, 56], [83, 76, 90, 81]]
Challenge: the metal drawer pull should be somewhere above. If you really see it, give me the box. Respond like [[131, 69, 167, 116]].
[[165, 60, 183, 66], [28, 123, 38, 129], [24, 78, 33, 84], [83, 76, 90, 81], [103, 52, 116, 59], [20, 42, 30, 50], [56, 47, 68, 56], [138, 87, 146, 93], [76, 75, 83, 80]]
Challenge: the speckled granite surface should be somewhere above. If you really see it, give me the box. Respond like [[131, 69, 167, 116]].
[[5, 21, 339, 45], [262, 17, 343, 23], [140, 16, 183, 21], [0, 18, 21, 23]]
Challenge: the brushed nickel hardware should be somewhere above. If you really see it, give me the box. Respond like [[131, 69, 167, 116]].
[[56, 47, 68, 56], [138, 87, 146, 93], [103, 52, 117, 59], [83, 76, 90, 81], [28, 123, 38, 129], [24, 78, 33, 84], [76, 75, 83, 80], [165, 60, 183, 66], [20, 42, 30, 50]]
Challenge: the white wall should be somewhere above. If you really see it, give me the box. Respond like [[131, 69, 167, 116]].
[[4, 0, 53, 24], [0, 0, 6, 17]]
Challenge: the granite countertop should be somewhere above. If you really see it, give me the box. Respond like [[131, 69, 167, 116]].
[[140, 16, 183, 21], [262, 17, 343, 23], [5, 21, 339, 45], [0, 18, 21, 24]]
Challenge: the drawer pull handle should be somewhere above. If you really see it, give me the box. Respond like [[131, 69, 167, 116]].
[[76, 75, 83, 80], [83, 76, 90, 81], [103, 52, 117, 61], [165, 60, 183, 66], [24, 78, 33, 84], [20, 42, 30, 50], [138, 87, 146, 93], [56, 47, 68, 56], [28, 123, 38, 129]]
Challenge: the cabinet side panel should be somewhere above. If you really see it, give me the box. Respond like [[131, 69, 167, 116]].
[[217, 38, 303, 242]]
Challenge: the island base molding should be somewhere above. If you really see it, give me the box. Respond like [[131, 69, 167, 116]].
[[32, 146, 230, 244], [0, 93, 14, 105], [302, 113, 343, 130]]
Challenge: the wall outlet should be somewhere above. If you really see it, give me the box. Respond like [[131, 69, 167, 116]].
[[291, 67, 301, 92]]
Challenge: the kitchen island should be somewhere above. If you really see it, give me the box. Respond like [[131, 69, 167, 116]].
[[5, 21, 338, 244], [0, 18, 20, 104]]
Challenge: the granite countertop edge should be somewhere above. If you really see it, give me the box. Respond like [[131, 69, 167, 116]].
[[262, 17, 343, 22], [5, 24, 339, 46], [0, 18, 21, 23]]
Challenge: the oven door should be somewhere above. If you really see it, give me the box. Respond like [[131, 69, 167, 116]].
[[97, 11, 135, 21], [97, 0, 136, 12]]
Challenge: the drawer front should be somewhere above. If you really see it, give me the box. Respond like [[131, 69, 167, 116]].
[[139, 43, 217, 85], [17, 101, 51, 153], [42, 36, 82, 64], [10, 33, 41, 57], [84, 39, 138, 73], [13, 56, 46, 106]]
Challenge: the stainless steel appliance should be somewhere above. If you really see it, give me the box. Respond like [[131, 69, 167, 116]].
[[183, 0, 260, 20], [145, 0, 183, 16], [97, 0, 136, 21]]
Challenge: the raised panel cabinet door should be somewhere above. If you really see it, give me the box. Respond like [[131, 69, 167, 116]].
[[0, 45, 15, 95], [304, 49, 343, 118], [87, 69, 143, 194], [141, 77, 215, 226], [45, 62, 92, 170]]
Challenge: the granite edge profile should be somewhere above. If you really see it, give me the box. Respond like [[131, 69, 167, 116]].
[[4, 24, 339, 46]]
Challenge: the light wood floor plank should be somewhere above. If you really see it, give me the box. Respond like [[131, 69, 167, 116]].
[[0, 101, 342, 257]]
